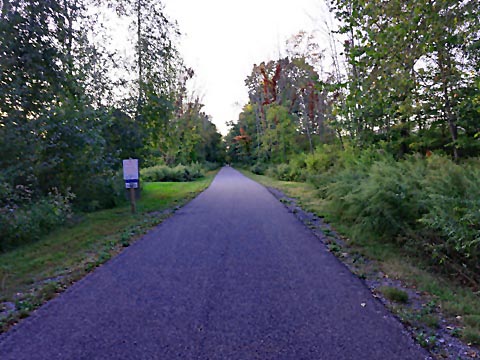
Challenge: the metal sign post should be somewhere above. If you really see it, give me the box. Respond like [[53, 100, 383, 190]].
[[123, 159, 139, 214]]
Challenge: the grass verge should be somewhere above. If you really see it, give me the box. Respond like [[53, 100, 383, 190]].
[[0, 171, 217, 333], [241, 169, 480, 351]]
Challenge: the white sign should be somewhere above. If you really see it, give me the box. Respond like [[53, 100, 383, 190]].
[[123, 159, 139, 181]]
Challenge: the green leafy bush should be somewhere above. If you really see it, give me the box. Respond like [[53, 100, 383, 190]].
[[288, 154, 307, 181], [250, 162, 267, 175], [316, 150, 480, 281], [0, 189, 75, 251], [140, 163, 205, 182], [417, 156, 480, 271], [339, 157, 422, 241], [266, 163, 294, 181], [304, 144, 341, 174], [303, 145, 366, 189], [73, 171, 126, 212], [265, 157, 308, 181]]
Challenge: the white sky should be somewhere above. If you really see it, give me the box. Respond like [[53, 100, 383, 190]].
[[162, 0, 330, 135]]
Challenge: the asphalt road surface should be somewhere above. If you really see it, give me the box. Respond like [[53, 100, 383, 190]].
[[0, 167, 429, 359]]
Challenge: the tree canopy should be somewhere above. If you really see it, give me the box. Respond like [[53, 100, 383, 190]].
[[228, 0, 480, 163]]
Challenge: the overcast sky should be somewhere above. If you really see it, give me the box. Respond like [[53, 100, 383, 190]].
[[162, 0, 329, 135]]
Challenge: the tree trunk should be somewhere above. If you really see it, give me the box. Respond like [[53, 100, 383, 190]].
[[445, 95, 459, 161], [439, 49, 459, 161], [337, 129, 345, 150], [399, 118, 408, 158], [255, 105, 262, 153], [305, 119, 313, 154], [348, 2, 362, 138]]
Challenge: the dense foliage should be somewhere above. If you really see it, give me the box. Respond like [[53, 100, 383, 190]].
[[140, 163, 206, 182], [317, 149, 479, 284], [227, 2, 480, 282], [0, 0, 224, 250], [329, 0, 480, 159]]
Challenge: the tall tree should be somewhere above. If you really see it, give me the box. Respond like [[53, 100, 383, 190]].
[[329, 0, 480, 159], [115, 0, 183, 162], [230, 55, 332, 164], [0, 0, 121, 209]]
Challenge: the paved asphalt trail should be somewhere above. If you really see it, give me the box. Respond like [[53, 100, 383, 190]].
[[0, 167, 429, 359]]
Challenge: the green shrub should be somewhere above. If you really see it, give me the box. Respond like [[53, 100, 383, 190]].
[[317, 150, 479, 281], [140, 163, 205, 182], [417, 155, 480, 271], [323, 153, 420, 240], [250, 162, 267, 175], [0, 189, 75, 251], [181, 163, 205, 181], [266, 163, 293, 181], [287, 154, 307, 181], [301, 145, 366, 189], [304, 144, 340, 174], [264, 160, 307, 181], [321, 168, 369, 231], [73, 171, 125, 212], [353, 158, 423, 240], [141, 164, 167, 182]]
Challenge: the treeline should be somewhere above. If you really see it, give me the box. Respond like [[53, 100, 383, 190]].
[[0, 0, 224, 250], [227, 1, 480, 283]]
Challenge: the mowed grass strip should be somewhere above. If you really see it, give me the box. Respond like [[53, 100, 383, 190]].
[[0, 172, 217, 332], [241, 170, 480, 347], [240, 170, 324, 213]]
